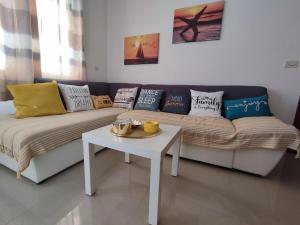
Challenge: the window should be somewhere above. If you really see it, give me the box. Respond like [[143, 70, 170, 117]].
[[0, 28, 5, 70], [36, 0, 72, 78]]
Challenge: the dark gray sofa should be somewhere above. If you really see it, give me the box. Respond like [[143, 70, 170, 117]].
[[34, 78, 268, 116]]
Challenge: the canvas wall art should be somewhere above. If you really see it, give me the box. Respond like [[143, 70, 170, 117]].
[[124, 33, 160, 65], [172, 1, 225, 44]]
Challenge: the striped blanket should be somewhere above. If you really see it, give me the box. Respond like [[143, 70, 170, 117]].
[[0, 108, 127, 176], [118, 110, 300, 155]]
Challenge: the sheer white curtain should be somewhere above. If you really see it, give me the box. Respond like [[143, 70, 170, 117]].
[[0, 27, 5, 70], [0, 0, 85, 100], [36, 0, 86, 80], [0, 0, 38, 100]]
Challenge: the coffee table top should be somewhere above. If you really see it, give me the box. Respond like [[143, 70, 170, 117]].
[[82, 124, 182, 159]]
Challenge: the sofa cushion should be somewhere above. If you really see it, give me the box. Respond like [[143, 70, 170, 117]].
[[232, 116, 300, 150], [224, 95, 272, 120], [7, 82, 66, 119], [117, 110, 236, 148], [189, 90, 224, 117], [162, 92, 190, 115], [0, 101, 16, 116], [113, 87, 138, 109], [134, 89, 164, 111], [58, 84, 94, 112], [0, 108, 128, 174], [117, 110, 300, 154], [91, 95, 112, 109]]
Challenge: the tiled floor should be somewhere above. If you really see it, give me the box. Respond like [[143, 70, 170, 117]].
[[0, 149, 300, 225]]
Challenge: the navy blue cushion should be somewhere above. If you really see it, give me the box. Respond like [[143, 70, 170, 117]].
[[162, 92, 190, 115], [224, 95, 272, 120], [134, 89, 163, 111]]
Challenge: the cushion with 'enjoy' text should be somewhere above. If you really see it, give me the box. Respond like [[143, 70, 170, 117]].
[[223, 95, 272, 120]]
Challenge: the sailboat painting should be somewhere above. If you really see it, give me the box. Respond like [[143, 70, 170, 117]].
[[172, 1, 225, 44], [124, 33, 159, 65]]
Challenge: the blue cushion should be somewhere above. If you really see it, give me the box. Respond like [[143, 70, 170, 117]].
[[134, 89, 163, 111], [162, 92, 190, 115], [224, 95, 272, 120]]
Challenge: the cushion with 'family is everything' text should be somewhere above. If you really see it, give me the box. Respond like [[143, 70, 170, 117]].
[[189, 90, 224, 117]]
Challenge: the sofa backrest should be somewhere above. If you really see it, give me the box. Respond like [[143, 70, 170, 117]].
[[35, 78, 268, 115], [34, 78, 109, 96], [142, 84, 267, 109], [109, 83, 142, 100]]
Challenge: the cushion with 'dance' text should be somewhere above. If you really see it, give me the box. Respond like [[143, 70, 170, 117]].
[[58, 84, 94, 112], [223, 95, 272, 120], [162, 92, 190, 115], [189, 90, 224, 117], [134, 89, 164, 111]]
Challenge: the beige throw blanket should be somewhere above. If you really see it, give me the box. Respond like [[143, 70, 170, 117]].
[[118, 110, 300, 155], [0, 108, 127, 176]]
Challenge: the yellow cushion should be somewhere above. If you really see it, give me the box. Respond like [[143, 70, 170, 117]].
[[91, 95, 112, 109], [7, 82, 66, 119]]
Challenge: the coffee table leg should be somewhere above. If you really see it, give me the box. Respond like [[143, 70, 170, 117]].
[[171, 135, 181, 177], [83, 141, 96, 196], [149, 155, 163, 225], [125, 152, 131, 163]]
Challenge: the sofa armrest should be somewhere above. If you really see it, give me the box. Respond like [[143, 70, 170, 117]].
[[0, 100, 16, 115]]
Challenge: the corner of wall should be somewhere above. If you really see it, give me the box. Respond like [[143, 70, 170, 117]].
[[83, 0, 108, 82]]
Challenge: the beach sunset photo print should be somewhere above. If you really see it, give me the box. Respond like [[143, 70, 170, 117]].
[[124, 33, 160, 65], [172, 1, 224, 44]]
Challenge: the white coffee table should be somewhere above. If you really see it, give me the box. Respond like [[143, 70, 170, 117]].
[[82, 124, 182, 225]]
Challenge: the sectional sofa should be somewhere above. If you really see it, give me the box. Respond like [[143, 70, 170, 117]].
[[0, 78, 299, 183]]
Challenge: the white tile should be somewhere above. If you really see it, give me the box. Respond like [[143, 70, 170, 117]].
[[0, 151, 300, 225], [0, 217, 7, 225]]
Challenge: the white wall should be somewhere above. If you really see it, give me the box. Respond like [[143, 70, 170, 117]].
[[83, 0, 107, 82], [106, 0, 300, 123]]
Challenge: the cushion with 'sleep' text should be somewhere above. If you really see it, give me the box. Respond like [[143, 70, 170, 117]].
[[134, 89, 163, 111]]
